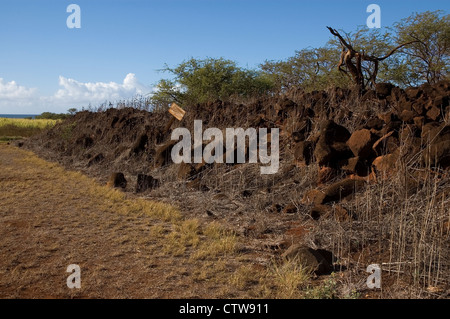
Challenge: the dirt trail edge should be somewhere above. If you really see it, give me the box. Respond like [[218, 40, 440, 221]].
[[0, 144, 260, 299]]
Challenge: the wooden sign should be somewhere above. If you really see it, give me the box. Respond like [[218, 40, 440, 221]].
[[168, 103, 186, 121]]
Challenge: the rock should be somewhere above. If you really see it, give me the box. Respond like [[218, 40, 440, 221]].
[[406, 87, 422, 99], [135, 174, 160, 193], [422, 141, 450, 169], [314, 123, 353, 167], [375, 83, 394, 97], [413, 116, 425, 129], [282, 244, 334, 275], [346, 129, 377, 160], [293, 141, 314, 165], [154, 140, 177, 168], [131, 133, 148, 155], [426, 106, 441, 121], [372, 152, 399, 177], [322, 179, 366, 204], [302, 189, 326, 205], [399, 110, 416, 122], [318, 120, 351, 144], [107, 172, 127, 189], [340, 156, 370, 176]]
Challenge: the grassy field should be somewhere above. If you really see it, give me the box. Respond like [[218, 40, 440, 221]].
[[0, 118, 59, 142]]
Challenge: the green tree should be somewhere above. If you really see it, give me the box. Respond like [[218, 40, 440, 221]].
[[393, 10, 450, 85], [67, 108, 78, 115], [261, 46, 350, 92], [150, 57, 274, 109]]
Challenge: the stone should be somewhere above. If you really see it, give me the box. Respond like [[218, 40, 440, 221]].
[[422, 141, 450, 169], [340, 156, 370, 176], [399, 110, 416, 122], [426, 106, 441, 121], [293, 141, 314, 165], [375, 82, 394, 97], [372, 153, 399, 177], [302, 189, 326, 205], [281, 244, 334, 275], [154, 140, 177, 168], [107, 172, 127, 189], [135, 174, 160, 193], [346, 129, 377, 160]]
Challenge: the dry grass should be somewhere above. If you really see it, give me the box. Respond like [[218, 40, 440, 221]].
[[0, 118, 58, 141], [0, 144, 329, 299]]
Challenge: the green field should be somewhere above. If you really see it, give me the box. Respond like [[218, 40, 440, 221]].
[[0, 118, 59, 142]]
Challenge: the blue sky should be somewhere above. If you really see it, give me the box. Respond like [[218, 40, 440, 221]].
[[0, 0, 448, 113]]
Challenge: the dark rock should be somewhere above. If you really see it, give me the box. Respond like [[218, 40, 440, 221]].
[[107, 172, 127, 189], [131, 133, 148, 154], [375, 83, 394, 97], [282, 244, 334, 275], [423, 141, 450, 169], [135, 174, 160, 193], [399, 110, 416, 123], [294, 141, 314, 165]]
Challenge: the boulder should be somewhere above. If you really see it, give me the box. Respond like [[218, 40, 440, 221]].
[[314, 141, 353, 168], [346, 129, 377, 160], [426, 106, 441, 121], [422, 141, 450, 169], [293, 141, 314, 165], [282, 244, 334, 275], [107, 172, 127, 189], [302, 189, 326, 205], [314, 121, 352, 168], [135, 174, 160, 193], [375, 83, 394, 97], [339, 156, 370, 176], [154, 140, 178, 168], [399, 110, 416, 123], [372, 152, 399, 177]]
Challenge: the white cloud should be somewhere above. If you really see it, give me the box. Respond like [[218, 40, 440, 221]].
[[0, 74, 151, 114], [0, 78, 37, 101], [50, 73, 150, 106]]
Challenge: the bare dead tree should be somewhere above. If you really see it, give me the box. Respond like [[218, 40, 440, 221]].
[[327, 26, 418, 92]]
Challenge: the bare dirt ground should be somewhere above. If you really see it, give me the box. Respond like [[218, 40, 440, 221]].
[[0, 144, 261, 299]]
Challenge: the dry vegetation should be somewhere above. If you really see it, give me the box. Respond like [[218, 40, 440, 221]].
[[0, 118, 58, 142], [0, 144, 347, 299]]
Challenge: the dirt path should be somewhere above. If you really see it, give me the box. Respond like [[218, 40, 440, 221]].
[[0, 145, 253, 299]]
